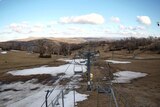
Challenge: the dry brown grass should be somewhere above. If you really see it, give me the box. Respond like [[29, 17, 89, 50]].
[[0, 49, 160, 107], [0, 51, 67, 72], [0, 51, 67, 84], [77, 47, 160, 107], [0, 74, 58, 85]]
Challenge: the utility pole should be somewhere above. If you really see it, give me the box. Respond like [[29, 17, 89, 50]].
[[112, 51, 114, 60], [86, 51, 91, 91], [78, 49, 98, 91], [45, 90, 50, 107]]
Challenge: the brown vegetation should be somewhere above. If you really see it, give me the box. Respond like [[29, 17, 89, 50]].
[[0, 37, 160, 106]]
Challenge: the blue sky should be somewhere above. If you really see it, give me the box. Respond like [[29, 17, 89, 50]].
[[0, 0, 160, 41]]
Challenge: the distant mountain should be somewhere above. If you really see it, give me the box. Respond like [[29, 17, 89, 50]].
[[15, 37, 87, 44], [13, 37, 119, 44]]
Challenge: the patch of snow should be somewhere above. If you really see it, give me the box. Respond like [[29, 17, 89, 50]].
[[60, 91, 88, 107], [0, 81, 49, 106], [95, 53, 100, 57], [1, 51, 7, 54], [0, 81, 38, 92], [2, 59, 88, 107], [0, 80, 66, 107], [1, 78, 87, 107], [106, 60, 131, 64], [112, 71, 147, 83], [11, 50, 19, 52], [100, 67, 104, 69], [8, 59, 87, 77], [58, 58, 87, 64], [7, 86, 62, 107]]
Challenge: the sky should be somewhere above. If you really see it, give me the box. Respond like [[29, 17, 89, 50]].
[[0, 0, 160, 41]]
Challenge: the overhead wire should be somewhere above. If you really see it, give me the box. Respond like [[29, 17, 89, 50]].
[[41, 56, 86, 107], [41, 59, 75, 107], [107, 61, 129, 107]]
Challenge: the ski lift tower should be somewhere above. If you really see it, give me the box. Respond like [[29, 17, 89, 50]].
[[78, 49, 99, 91]]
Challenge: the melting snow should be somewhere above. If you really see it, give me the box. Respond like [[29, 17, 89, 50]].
[[106, 60, 131, 64], [60, 91, 88, 107], [1, 51, 7, 54], [3, 59, 88, 107], [8, 59, 87, 77], [112, 71, 147, 83], [11, 50, 19, 52], [0, 78, 88, 107], [0, 81, 49, 107], [58, 58, 87, 64]]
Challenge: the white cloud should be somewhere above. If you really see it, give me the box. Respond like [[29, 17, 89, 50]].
[[103, 25, 148, 38], [0, 31, 12, 35], [31, 24, 44, 32], [137, 16, 151, 25], [68, 27, 86, 33], [119, 25, 126, 30], [34, 24, 44, 28], [9, 22, 32, 34], [8, 22, 45, 34], [47, 21, 58, 28], [119, 25, 145, 31], [135, 26, 145, 30], [59, 13, 105, 24], [110, 16, 120, 23], [104, 29, 110, 33], [49, 29, 60, 34], [105, 30, 148, 38], [0, 27, 12, 35]]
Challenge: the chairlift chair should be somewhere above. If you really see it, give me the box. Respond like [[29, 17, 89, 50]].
[[73, 59, 83, 74], [80, 59, 86, 64]]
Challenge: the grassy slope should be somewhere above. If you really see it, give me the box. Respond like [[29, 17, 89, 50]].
[[0, 51, 66, 73], [77, 47, 160, 107], [0, 48, 160, 106], [0, 51, 66, 84]]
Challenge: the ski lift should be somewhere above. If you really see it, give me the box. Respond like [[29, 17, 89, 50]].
[[73, 59, 83, 74], [80, 59, 86, 64], [97, 85, 111, 94]]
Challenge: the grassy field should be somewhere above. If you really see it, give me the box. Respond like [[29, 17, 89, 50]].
[[0, 49, 160, 107], [77, 49, 160, 107], [0, 51, 67, 71], [0, 51, 66, 84]]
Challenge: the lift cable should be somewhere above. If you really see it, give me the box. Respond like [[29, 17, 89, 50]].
[[41, 59, 76, 107]]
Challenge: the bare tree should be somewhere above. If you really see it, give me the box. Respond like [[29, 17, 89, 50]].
[[37, 40, 47, 57]]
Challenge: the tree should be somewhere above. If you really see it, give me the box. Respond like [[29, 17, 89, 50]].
[[37, 40, 47, 57], [37, 40, 55, 58]]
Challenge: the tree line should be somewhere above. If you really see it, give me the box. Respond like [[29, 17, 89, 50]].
[[0, 37, 159, 58], [108, 36, 160, 53]]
